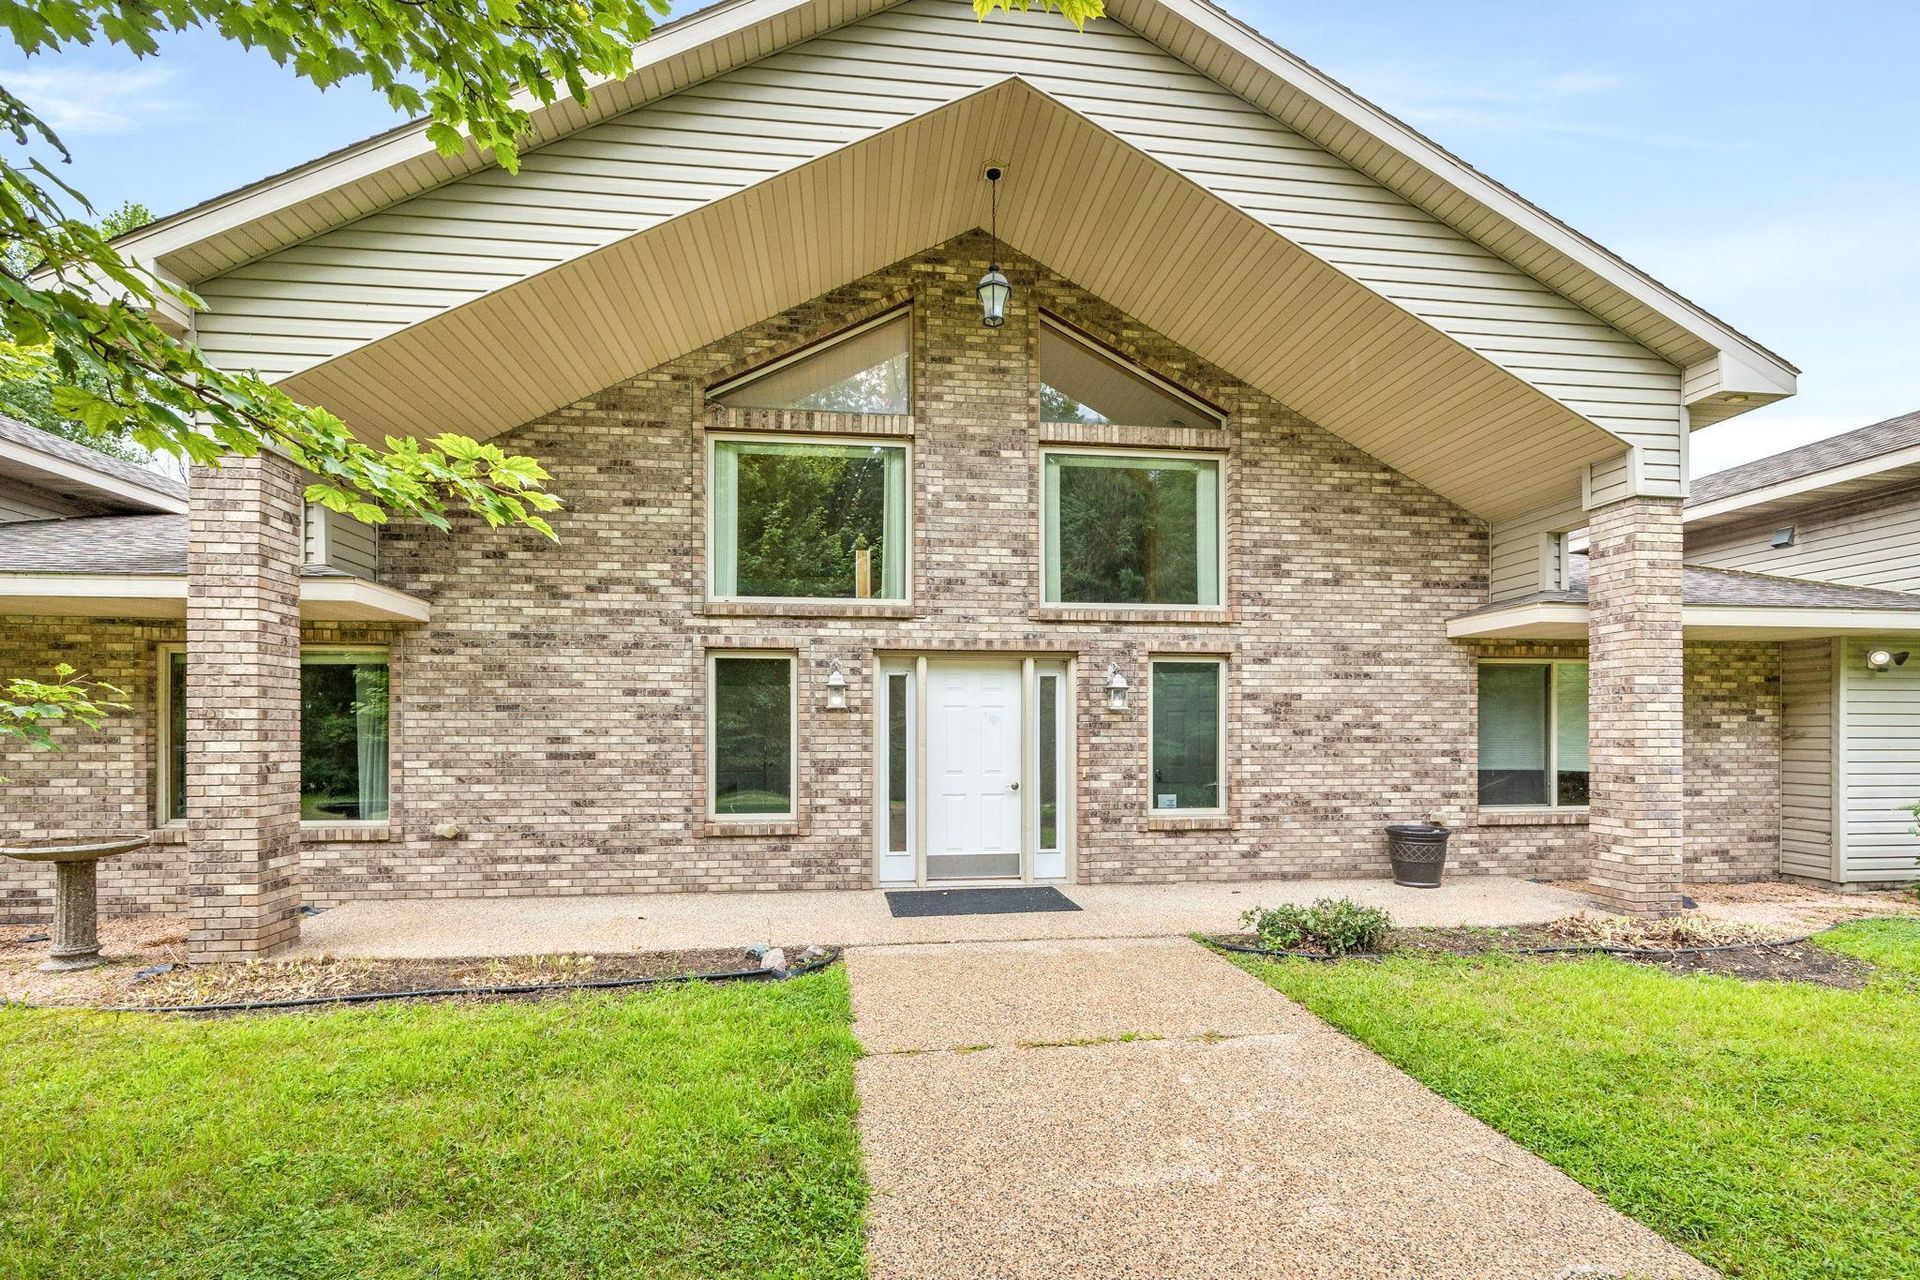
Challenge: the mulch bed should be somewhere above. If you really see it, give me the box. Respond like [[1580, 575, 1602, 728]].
[[3, 935, 828, 1011], [1215, 925, 1876, 990]]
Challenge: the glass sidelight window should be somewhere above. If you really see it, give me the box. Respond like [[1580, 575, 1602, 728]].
[[710, 436, 909, 601], [1477, 660, 1589, 807], [1150, 658, 1225, 813], [709, 653, 796, 818], [1043, 451, 1221, 606]]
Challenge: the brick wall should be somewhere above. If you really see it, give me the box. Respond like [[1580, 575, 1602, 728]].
[[1683, 641, 1782, 882], [0, 233, 1792, 915]]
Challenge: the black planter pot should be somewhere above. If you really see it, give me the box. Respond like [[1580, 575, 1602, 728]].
[[1386, 823, 1450, 888]]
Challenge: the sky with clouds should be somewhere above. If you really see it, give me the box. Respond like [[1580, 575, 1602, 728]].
[[4, 0, 1915, 477]]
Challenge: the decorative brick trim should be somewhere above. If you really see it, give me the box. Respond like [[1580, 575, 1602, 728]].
[[1031, 606, 1234, 626], [703, 600, 918, 620], [1146, 814, 1235, 832], [1476, 809, 1589, 827], [711, 408, 913, 438], [302, 825, 393, 843], [1037, 422, 1228, 451]]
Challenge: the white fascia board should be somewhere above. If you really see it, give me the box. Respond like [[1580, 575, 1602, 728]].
[[0, 574, 187, 618], [1444, 603, 1589, 640], [1148, 0, 1797, 386], [0, 573, 430, 622], [299, 578, 432, 622], [1447, 598, 1920, 641], [0, 440, 188, 514], [1684, 441, 1920, 523]]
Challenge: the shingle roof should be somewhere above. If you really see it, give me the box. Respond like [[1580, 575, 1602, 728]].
[[0, 415, 188, 503], [0, 514, 189, 573], [1688, 409, 1920, 507], [1454, 562, 1920, 620]]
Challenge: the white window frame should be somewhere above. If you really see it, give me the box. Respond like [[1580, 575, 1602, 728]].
[[706, 431, 914, 605], [1038, 315, 1226, 428], [157, 642, 393, 828], [707, 307, 912, 408], [1031, 659, 1072, 877], [1147, 656, 1228, 816], [707, 649, 799, 822], [1041, 446, 1227, 610], [1476, 658, 1590, 811]]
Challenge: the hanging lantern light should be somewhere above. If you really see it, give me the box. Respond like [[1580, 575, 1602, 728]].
[[977, 165, 1011, 328]]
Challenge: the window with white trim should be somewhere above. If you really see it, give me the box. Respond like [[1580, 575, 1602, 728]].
[[158, 646, 391, 824], [709, 434, 910, 601], [1477, 660, 1588, 807], [1043, 450, 1222, 606], [709, 652, 796, 819], [1149, 658, 1225, 813]]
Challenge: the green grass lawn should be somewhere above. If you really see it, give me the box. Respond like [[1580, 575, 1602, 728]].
[[0, 970, 865, 1280], [1232, 919, 1920, 1280]]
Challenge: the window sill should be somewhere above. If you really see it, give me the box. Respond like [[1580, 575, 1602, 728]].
[[1476, 809, 1589, 827], [1147, 813, 1234, 832], [703, 600, 916, 620], [1031, 605, 1233, 626], [150, 825, 186, 846], [701, 819, 805, 838], [302, 824, 394, 842]]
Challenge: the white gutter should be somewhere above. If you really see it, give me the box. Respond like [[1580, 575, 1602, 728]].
[[1685, 441, 1920, 523], [1447, 600, 1920, 641], [0, 439, 188, 514]]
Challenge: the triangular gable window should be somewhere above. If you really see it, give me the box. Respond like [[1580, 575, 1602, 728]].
[[712, 311, 910, 415], [1039, 318, 1221, 429]]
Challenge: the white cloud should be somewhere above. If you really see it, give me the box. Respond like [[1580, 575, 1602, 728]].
[[2, 63, 182, 137]]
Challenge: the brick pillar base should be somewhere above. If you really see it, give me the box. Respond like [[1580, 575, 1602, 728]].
[[187, 452, 303, 961], [1586, 494, 1686, 915]]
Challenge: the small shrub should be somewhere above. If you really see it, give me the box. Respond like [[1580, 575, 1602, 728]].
[[1240, 897, 1392, 956]]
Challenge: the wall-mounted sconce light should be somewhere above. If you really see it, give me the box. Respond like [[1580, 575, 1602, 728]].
[[976, 165, 1011, 328], [1104, 663, 1130, 712], [825, 660, 848, 710], [1867, 649, 1909, 672]]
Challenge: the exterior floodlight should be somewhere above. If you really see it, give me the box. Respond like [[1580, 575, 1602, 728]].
[[1866, 649, 1910, 672]]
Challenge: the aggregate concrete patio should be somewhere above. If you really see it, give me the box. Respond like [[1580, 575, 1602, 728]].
[[289, 875, 1596, 957], [851, 936, 1713, 1280]]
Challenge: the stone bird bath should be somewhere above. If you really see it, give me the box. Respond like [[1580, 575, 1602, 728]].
[[1, 835, 149, 971]]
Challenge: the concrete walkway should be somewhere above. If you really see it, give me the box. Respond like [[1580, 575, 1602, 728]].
[[850, 937, 1712, 1280], [291, 875, 1594, 957]]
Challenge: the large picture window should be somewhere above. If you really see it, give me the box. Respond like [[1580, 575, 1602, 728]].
[[710, 653, 796, 818], [1477, 660, 1588, 807], [1043, 451, 1221, 606], [711, 436, 909, 600], [158, 646, 390, 824], [1150, 658, 1225, 813]]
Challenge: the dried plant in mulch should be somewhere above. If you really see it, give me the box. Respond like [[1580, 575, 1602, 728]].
[[1544, 910, 1793, 950]]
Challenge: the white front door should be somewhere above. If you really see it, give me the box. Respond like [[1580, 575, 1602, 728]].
[[925, 660, 1023, 880]]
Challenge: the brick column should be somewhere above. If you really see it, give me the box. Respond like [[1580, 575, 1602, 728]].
[[186, 452, 304, 960], [1585, 494, 1686, 914]]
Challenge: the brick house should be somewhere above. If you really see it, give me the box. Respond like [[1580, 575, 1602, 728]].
[[2, 0, 1914, 960]]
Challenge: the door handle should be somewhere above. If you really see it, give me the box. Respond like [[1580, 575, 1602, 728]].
[[1009, 781, 1020, 791]]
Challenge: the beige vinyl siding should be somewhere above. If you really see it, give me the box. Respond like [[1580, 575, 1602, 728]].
[[0, 477, 95, 524], [1687, 484, 1920, 593], [194, 0, 1681, 491], [1489, 498, 1585, 599], [303, 502, 380, 578], [1779, 638, 1837, 881], [1837, 637, 1920, 883]]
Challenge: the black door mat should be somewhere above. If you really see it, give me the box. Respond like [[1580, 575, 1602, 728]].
[[885, 886, 1081, 918]]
